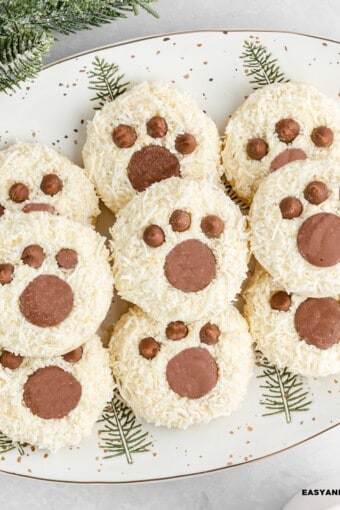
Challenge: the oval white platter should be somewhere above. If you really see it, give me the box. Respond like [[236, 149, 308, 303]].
[[0, 30, 339, 483]]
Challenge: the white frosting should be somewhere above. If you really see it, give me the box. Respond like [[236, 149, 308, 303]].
[[250, 159, 340, 296], [109, 306, 254, 428], [110, 178, 249, 322], [83, 81, 221, 213], [244, 265, 340, 377], [0, 336, 114, 452], [222, 82, 340, 204], [0, 211, 113, 356], [0, 143, 99, 223]]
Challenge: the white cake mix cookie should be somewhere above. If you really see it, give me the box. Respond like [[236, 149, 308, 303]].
[[109, 305, 253, 428], [222, 82, 340, 204], [0, 336, 114, 452], [0, 142, 99, 223], [83, 81, 221, 213], [0, 211, 113, 357], [110, 178, 249, 322], [244, 266, 340, 377], [250, 159, 340, 297]]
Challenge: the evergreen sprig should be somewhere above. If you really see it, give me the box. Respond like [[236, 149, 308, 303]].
[[0, 431, 26, 455], [240, 40, 288, 90], [0, 0, 158, 93], [88, 56, 129, 108], [98, 390, 152, 464], [256, 353, 312, 423]]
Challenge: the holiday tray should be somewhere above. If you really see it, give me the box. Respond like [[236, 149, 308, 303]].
[[0, 30, 338, 483]]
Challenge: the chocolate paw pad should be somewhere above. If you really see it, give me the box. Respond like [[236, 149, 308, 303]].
[[109, 306, 253, 428], [250, 159, 340, 297], [83, 81, 221, 213], [0, 336, 113, 451], [0, 211, 113, 357], [111, 178, 248, 322], [0, 142, 99, 224], [222, 82, 340, 204]]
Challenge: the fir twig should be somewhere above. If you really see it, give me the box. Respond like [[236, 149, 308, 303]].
[[0, 29, 53, 92], [256, 353, 312, 423], [98, 389, 152, 464], [240, 40, 289, 90], [0, 0, 159, 93], [0, 431, 26, 455], [88, 56, 129, 108]]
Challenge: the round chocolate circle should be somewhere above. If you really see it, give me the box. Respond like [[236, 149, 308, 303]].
[[40, 174, 63, 196], [175, 133, 197, 155], [199, 323, 221, 345], [294, 297, 340, 349], [127, 145, 180, 192], [146, 116, 168, 138], [270, 291, 292, 311], [164, 239, 216, 293], [23, 366, 82, 419], [303, 181, 329, 205], [56, 248, 78, 269], [0, 351, 23, 369], [139, 337, 160, 360], [22, 203, 56, 214], [165, 321, 188, 340], [19, 275, 74, 327], [0, 263, 14, 285], [246, 138, 268, 160], [275, 118, 300, 143], [112, 124, 137, 148], [169, 210, 191, 232], [9, 183, 29, 203], [201, 215, 224, 238], [21, 245, 45, 269], [166, 347, 218, 399], [297, 213, 340, 267], [279, 197, 303, 219], [311, 126, 334, 148], [143, 225, 165, 248]]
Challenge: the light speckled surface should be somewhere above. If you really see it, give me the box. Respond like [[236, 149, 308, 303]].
[[1, 0, 339, 507]]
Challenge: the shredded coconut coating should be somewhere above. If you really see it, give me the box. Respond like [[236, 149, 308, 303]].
[[250, 159, 340, 297], [83, 81, 222, 213], [222, 82, 340, 204], [110, 178, 249, 322], [0, 336, 114, 452], [109, 306, 254, 428], [244, 265, 340, 377], [0, 143, 99, 223], [0, 211, 113, 357]]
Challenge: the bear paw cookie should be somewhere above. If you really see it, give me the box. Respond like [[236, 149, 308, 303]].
[[110, 178, 249, 322], [0, 336, 113, 451], [250, 159, 340, 297], [244, 266, 340, 377], [0, 143, 99, 223], [222, 82, 340, 204], [0, 211, 113, 357], [109, 306, 254, 428], [83, 81, 221, 213]]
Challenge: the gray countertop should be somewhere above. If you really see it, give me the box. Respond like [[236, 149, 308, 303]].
[[1, 1, 339, 508]]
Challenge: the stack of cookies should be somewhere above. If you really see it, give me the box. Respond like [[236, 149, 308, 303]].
[[221, 82, 340, 378], [0, 143, 114, 451], [83, 82, 254, 429]]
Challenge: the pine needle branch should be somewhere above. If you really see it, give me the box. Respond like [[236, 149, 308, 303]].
[[0, 431, 26, 455], [256, 352, 312, 423], [88, 56, 129, 108], [98, 389, 152, 464], [240, 40, 289, 90], [0, 0, 158, 93], [0, 29, 53, 92]]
